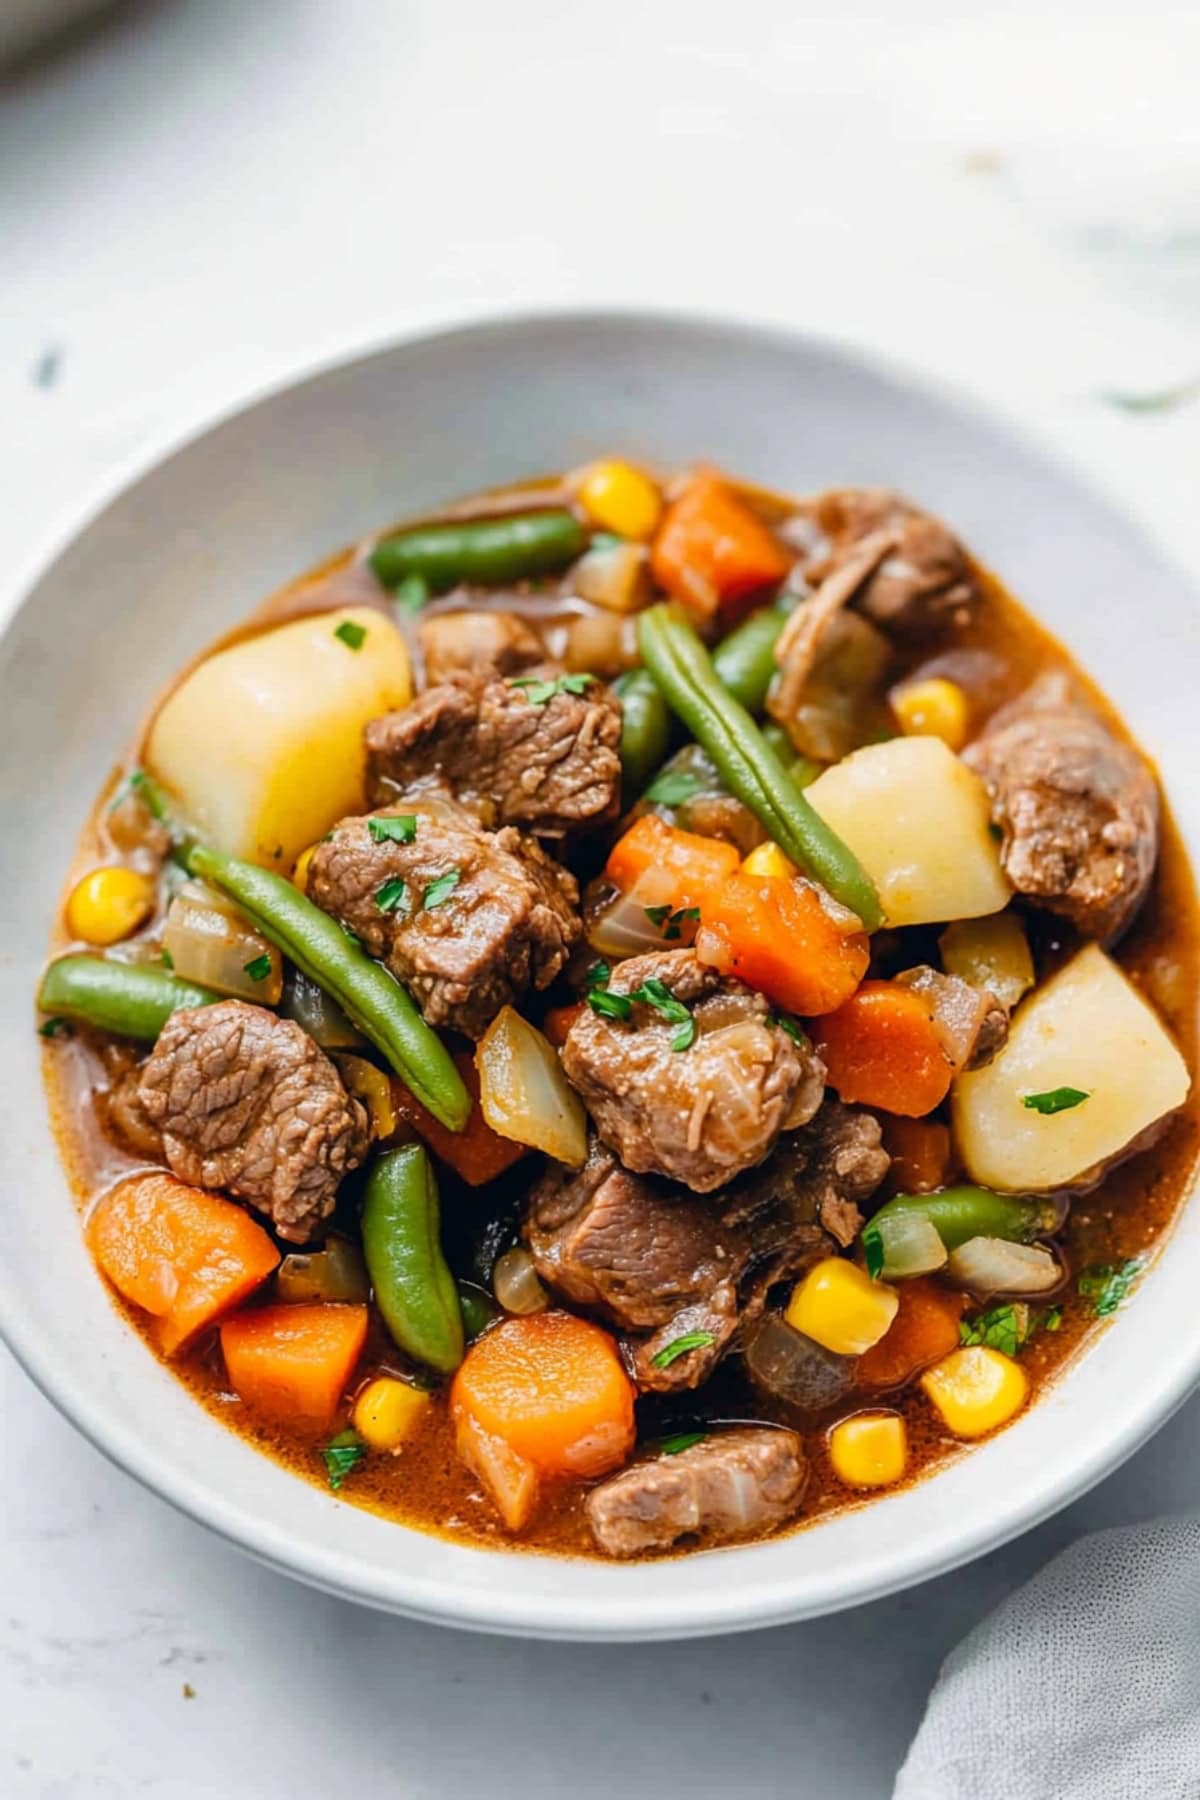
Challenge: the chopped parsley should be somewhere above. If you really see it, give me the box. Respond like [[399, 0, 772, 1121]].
[[160, 949, 174, 970], [584, 960, 611, 991], [586, 987, 633, 1022], [341, 923, 364, 949], [374, 876, 409, 915], [333, 619, 367, 650], [108, 766, 168, 822], [628, 977, 696, 1052], [510, 672, 596, 706], [960, 1303, 1031, 1358], [644, 904, 672, 930], [423, 868, 461, 910], [1078, 1258, 1143, 1318], [1022, 1087, 1091, 1115], [38, 1016, 70, 1039], [322, 1430, 365, 1491], [394, 573, 429, 614], [656, 1431, 707, 1456], [651, 1331, 716, 1370], [768, 1013, 808, 1046], [862, 1225, 884, 1280], [242, 953, 273, 983], [368, 814, 418, 845], [1043, 1305, 1064, 1332], [643, 769, 703, 807]]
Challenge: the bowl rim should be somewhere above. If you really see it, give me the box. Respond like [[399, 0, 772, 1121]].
[[3, 302, 1198, 1640]]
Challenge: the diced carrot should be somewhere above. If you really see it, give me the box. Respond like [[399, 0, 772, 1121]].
[[857, 1278, 965, 1390], [541, 1000, 585, 1048], [220, 1302, 368, 1428], [696, 873, 869, 1017], [391, 1049, 526, 1186], [880, 1115, 953, 1196], [606, 813, 740, 912], [87, 1172, 280, 1356], [650, 474, 791, 620], [455, 1409, 540, 1532], [451, 1312, 635, 1481], [813, 980, 953, 1116]]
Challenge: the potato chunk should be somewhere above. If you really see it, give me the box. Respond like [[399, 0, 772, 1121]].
[[805, 737, 1010, 927], [146, 608, 411, 869], [953, 944, 1190, 1191]]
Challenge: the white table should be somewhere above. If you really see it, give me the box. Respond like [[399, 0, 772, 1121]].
[[4, 4, 1199, 1792]]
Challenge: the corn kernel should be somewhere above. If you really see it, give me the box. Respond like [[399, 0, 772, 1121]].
[[65, 866, 156, 946], [353, 1376, 430, 1451], [577, 460, 663, 541], [741, 841, 796, 880], [785, 1257, 899, 1356], [920, 1345, 1028, 1439], [292, 844, 318, 893], [829, 1411, 908, 1489], [335, 1054, 396, 1140], [891, 678, 970, 752]]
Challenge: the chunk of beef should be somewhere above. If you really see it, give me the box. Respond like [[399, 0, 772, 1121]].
[[365, 668, 622, 837], [138, 1001, 370, 1244], [586, 1426, 807, 1557], [560, 948, 824, 1192], [963, 674, 1158, 943], [525, 1103, 888, 1392], [307, 800, 579, 1039], [783, 488, 977, 638], [896, 965, 1008, 1071], [417, 609, 543, 687]]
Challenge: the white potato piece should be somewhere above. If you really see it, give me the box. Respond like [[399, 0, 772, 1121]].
[[146, 608, 411, 869], [805, 737, 1011, 927], [953, 943, 1190, 1191]]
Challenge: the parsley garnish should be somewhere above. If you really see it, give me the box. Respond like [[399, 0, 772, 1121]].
[[644, 904, 672, 929], [584, 960, 611, 991], [374, 876, 409, 915], [768, 1013, 808, 1046], [108, 766, 168, 823], [341, 923, 364, 949], [628, 977, 696, 1051], [394, 573, 429, 614], [1022, 1087, 1091, 1115], [1043, 1305, 1064, 1332], [1078, 1258, 1143, 1318], [423, 869, 461, 910], [160, 949, 174, 970], [510, 672, 596, 707], [644, 769, 703, 807], [862, 1225, 884, 1280], [586, 987, 633, 1022], [643, 904, 700, 941], [368, 814, 417, 845], [39, 1016, 70, 1039], [657, 1431, 707, 1456], [243, 953, 273, 982], [960, 1303, 1030, 1358], [651, 1331, 716, 1370], [334, 619, 367, 650], [322, 1430, 365, 1491]]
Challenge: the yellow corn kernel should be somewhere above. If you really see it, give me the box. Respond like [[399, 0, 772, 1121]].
[[891, 678, 970, 752], [292, 843, 318, 894], [577, 460, 663, 541], [65, 866, 156, 946], [785, 1257, 899, 1356], [829, 1412, 908, 1489], [742, 841, 796, 880], [353, 1377, 430, 1451], [920, 1345, 1028, 1439], [334, 1054, 396, 1140]]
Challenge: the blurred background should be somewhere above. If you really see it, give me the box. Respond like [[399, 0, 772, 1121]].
[[3, 3, 1200, 1795]]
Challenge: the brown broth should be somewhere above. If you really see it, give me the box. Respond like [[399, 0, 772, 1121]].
[[40, 484, 1200, 1562]]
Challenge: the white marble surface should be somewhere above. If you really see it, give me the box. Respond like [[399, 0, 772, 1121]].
[[4, 2, 1200, 1793]]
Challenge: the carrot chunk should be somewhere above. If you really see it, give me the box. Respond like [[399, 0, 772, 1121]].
[[391, 1049, 526, 1186], [541, 1000, 585, 1048], [87, 1172, 280, 1356], [857, 1278, 966, 1390], [813, 980, 953, 1116], [220, 1302, 368, 1428], [880, 1115, 953, 1195], [606, 813, 740, 911], [697, 873, 869, 1017], [451, 1312, 635, 1482], [650, 475, 790, 619]]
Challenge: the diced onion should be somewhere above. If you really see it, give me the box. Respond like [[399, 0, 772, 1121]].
[[585, 866, 681, 959], [744, 1314, 857, 1410], [477, 1006, 588, 1167], [333, 1053, 396, 1140], [873, 1211, 948, 1279], [945, 1236, 1062, 1297], [562, 611, 640, 677], [163, 880, 282, 1003], [275, 1238, 369, 1304], [280, 967, 365, 1049], [493, 1247, 550, 1316], [570, 541, 651, 613], [939, 913, 1034, 1013]]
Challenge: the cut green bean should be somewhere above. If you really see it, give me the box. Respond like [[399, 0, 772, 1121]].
[[182, 843, 470, 1131], [613, 668, 672, 794], [863, 1186, 1062, 1261], [37, 954, 219, 1040], [370, 510, 586, 593], [362, 1144, 464, 1373], [637, 605, 882, 928], [711, 603, 788, 713]]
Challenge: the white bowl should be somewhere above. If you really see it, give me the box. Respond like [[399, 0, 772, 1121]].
[[2, 310, 1197, 1640]]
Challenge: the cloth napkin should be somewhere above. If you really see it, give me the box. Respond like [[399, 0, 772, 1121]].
[[894, 1517, 1200, 1799]]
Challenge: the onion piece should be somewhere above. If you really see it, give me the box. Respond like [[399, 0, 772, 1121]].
[[946, 1235, 1062, 1297], [562, 610, 640, 677], [744, 1314, 857, 1410], [454, 1408, 539, 1532], [163, 879, 282, 1003], [585, 865, 683, 959], [570, 541, 651, 613], [476, 1006, 588, 1167], [275, 1238, 369, 1304], [280, 967, 365, 1049], [333, 1053, 396, 1140], [872, 1211, 948, 1279], [493, 1247, 550, 1316]]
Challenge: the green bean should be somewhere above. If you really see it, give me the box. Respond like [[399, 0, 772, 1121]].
[[37, 954, 219, 1039], [362, 1145, 464, 1373], [370, 510, 586, 593], [613, 668, 672, 794], [637, 605, 882, 928], [864, 1187, 1062, 1259], [710, 604, 788, 713], [457, 1280, 499, 1341], [183, 843, 470, 1131]]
